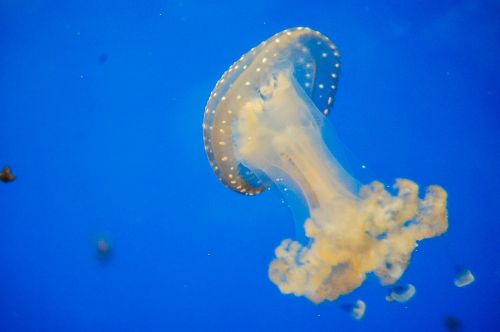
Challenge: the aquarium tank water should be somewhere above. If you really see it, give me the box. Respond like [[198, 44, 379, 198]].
[[1, 1, 499, 331]]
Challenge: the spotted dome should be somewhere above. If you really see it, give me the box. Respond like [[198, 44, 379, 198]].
[[203, 27, 341, 195]]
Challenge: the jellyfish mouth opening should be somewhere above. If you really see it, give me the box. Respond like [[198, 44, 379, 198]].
[[232, 67, 448, 303]]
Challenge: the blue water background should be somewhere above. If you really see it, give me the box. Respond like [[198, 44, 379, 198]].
[[1, 1, 499, 331]]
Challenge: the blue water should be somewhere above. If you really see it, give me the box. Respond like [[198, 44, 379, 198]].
[[1, 1, 499, 331]]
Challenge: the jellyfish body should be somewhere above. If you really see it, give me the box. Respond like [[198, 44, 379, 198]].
[[385, 284, 416, 303], [96, 238, 112, 262], [454, 267, 475, 288], [203, 27, 448, 303], [341, 300, 366, 320]]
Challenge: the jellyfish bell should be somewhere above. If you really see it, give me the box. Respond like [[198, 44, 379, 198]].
[[351, 300, 366, 320], [454, 266, 475, 288], [203, 27, 449, 303], [341, 299, 366, 320], [96, 238, 112, 262], [203, 27, 342, 196], [385, 283, 416, 303]]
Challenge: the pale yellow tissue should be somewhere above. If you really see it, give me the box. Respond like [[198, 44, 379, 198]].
[[386, 284, 416, 303], [236, 70, 448, 303], [454, 268, 475, 287], [352, 300, 366, 320]]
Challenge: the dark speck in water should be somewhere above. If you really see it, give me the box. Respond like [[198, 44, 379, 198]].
[[98, 53, 109, 64]]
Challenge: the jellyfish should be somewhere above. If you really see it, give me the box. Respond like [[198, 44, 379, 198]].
[[96, 238, 112, 262], [340, 300, 366, 320], [454, 266, 475, 288], [203, 27, 449, 303], [0, 165, 16, 183], [385, 284, 416, 303]]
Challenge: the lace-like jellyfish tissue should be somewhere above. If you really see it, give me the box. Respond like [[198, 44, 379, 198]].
[[203, 27, 448, 304]]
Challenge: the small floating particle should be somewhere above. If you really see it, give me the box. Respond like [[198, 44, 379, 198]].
[[0, 165, 16, 183]]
